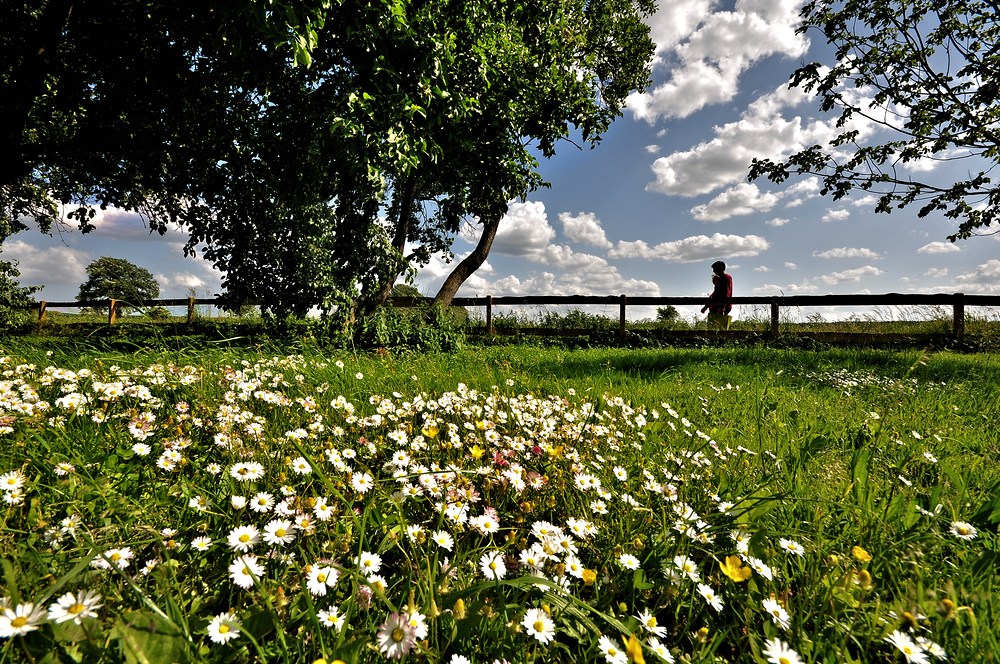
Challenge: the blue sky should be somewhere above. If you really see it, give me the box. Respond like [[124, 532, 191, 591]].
[[7, 0, 999, 322]]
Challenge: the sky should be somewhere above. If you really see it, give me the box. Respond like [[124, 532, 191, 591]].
[[7, 0, 1000, 322]]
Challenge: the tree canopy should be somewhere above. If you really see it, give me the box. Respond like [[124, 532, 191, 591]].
[[749, 0, 1000, 241], [1, 0, 655, 319], [76, 257, 160, 307]]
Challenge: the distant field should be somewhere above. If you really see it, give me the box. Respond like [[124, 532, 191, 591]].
[[1, 343, 997, 662]]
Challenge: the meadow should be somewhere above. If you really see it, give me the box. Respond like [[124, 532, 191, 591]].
[[0, 340, 998, 663]]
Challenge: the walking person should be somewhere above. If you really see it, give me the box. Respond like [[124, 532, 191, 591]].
[[701, 261, 733, 329]]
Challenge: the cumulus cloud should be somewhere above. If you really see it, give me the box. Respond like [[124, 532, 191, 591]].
[[953, 259, 1000, 293], [812, 247, 882, 259], [691, 183, 781, 222], [559, 212, 613, 249], [766, 217, 790, 227], [158, 272, 204, 289], [491, 201, 556, 256], [917, 241, 960, 254], [818, 265, 883, 285], [2, 240, 89, 288], [459, 270, 662, 298], [821, 209, 851, 222], [72, 206, 187, 241], [629, 0, 809, 121], [924, 267, 948, 278], [784, 262, 797, 270], [609, 233, 769, 263], [646, 81, 875, 197], [752, 281, 819, 294]]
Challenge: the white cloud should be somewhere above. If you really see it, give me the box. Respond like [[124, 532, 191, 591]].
[[69, 206, 187, 241], [630, 0, 808, 121], [852, 194, 879, 207], [924, 267, 948, 278], [917, 241, 960, 254], [159, 272, 203, 289], [691, 183, 780, 222], [752, 281, 819, 294], [953, 259, 1000, 293], [559, 212, 613, 249], [644, 144, 660, 154], [766, 217, 790, 227], [458, 270, 662, 298], [784, 262, 797, 270], [784, 176, 820, 197], [821, 209, 851, 222], [609, 233, 769, 263], [754, 265, 769, 272], [491, 201, 556, 256], [2, 240, 89, 289], [818, 265, 883, 284], [534, 245, 611, 271], [646, 82, 875, 197], [812, 247, 882, 259]]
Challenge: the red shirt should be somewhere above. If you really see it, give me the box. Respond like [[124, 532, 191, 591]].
[[708, 273, 732, 314]]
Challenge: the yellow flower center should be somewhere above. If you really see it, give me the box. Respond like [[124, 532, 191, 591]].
[[533, 620, 545, 633], [779, 658, 791, 664], [317, 573, 327, 582], [218, 624, 230, 634], [69, 603, 85, 615], [647, 617, 657, 627], [110, 553, 121, 562], [239, 534, 251, 542], [489, 561, 498, 571], [11, 617, 27, 628], [275, 528, 286, 538], [391, 627, 406, 642]]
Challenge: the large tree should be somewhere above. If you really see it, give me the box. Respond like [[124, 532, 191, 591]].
[[2, 0, 655, 319], [77, 256, 160, 307], [749, 0, 1000, 241]]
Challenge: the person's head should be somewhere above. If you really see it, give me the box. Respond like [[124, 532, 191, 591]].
[[711, 260, 726, 275]]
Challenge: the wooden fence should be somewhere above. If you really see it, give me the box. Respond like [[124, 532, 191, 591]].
[[29, 292, 1000, 338]]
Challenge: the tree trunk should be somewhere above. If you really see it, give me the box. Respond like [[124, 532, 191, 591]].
[[433, 213, 501, 307], [0, 0, 76, 188], [357, 176, 416, 316]]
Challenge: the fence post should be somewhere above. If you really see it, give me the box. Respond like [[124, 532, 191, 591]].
[[38, 301, 47, 325], [486, 295, 494, 335], [108, 300, 117, 326], [770, 299, 780, 336], [619, 294, 627, 338], [953, 292, 965, 338], [187, 297, 196, 324]]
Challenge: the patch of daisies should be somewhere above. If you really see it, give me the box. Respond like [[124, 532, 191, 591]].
[[0, 355, 983, 662]]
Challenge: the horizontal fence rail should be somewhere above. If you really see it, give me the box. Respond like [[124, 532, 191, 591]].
[[25, 293, 1000, 338]]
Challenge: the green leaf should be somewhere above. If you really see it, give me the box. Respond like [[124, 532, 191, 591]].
[[110, 610, 192, 664]]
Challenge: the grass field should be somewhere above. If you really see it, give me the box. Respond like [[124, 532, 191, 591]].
[[1, 341, 997, 663]]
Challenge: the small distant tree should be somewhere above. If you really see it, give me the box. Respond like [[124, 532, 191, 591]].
[[77, 257, 159, 311], [656, 305, 680, 324]]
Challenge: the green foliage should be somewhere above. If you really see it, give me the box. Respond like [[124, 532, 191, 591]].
[[749, 0, 1000, 240], [352, 302, 466, 353], [77, 257, 160, 309], [1, 0, 655, 318], [656, 305, 681, 323], [539, 308, 619, 331], [0, 256, 37, 329]]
